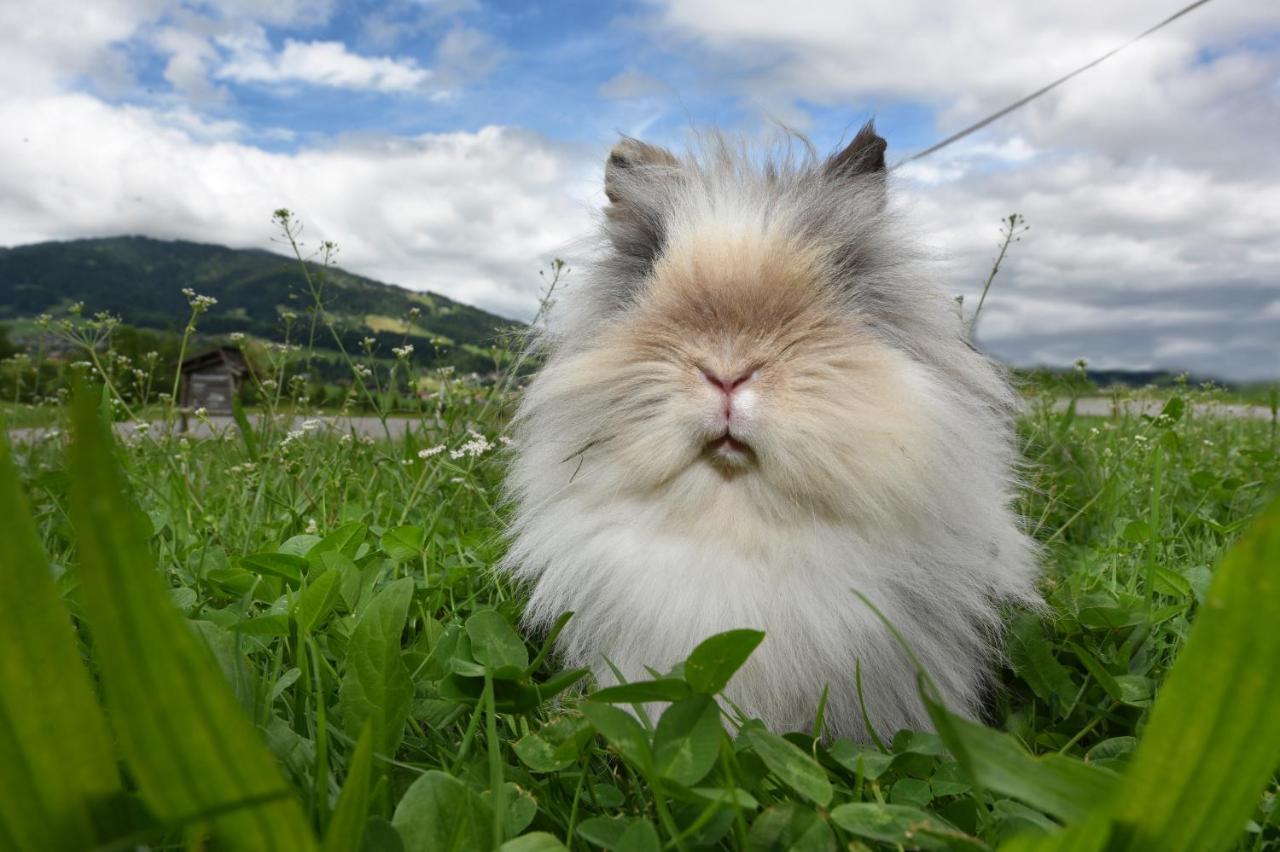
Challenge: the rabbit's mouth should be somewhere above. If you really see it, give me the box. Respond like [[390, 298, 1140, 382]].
[[705, 431, 754, 466]]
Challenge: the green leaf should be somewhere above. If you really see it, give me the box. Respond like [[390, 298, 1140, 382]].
[[1007, 613, 1076, 707], [827, 740, 894, 781], [891, 777, 934, 808], [513, 716, 594, 773], [684, 629, 765, 694], [481, 783, 537, 837], [1107, 497, 1280, 851], [310, 521, 368, 559], [828, 802, 960, 849], [340, 578, 415, 758], [382, 525, 425, 562], [359, 816, 405, 852], [280, 534, 322, 558], [528, 667, 591, 705], [1121, 520, 1150, 544], [1157, 395, 1185, 424], [922, 690, 1117, 823], [688, 787, 760, 809], [465, 609, 529, 675], [66, 383, 316, 851], [0, 435, 122, 851], [747, 803, 837, 852], [576, 816, 632, 848], [295, 568, 343, 633], [744, 726, 833, 806], [999, 815, 1113, 852], [240, 551, 308, 584], [498, 833, 569, 852], [323, 722, 374, 852], [591, 678, 692, 704], [653, 694, 723, 786], [1067, 642, 1124, 704], [580, 702, 654, 773], [615, 819, 661, 852], [391, 771, 494, 852]]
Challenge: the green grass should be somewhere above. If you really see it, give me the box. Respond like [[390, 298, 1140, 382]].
[[2, 232, 1278, 850], [2, 373, 1278, 851]]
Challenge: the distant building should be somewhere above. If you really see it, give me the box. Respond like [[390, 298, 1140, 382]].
[[179, 346, 248, 415]]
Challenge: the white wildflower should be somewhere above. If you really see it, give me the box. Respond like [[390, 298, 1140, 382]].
[[392, 344, 414, 359], [230, 332, 245, 342], [418, 445, 445, 459], [449, 434, 493, 460], [304, 518, 318, 535]]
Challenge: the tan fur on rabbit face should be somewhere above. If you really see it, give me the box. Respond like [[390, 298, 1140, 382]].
[[545, 227, 941, 539], [501, 123, 1039, 740]]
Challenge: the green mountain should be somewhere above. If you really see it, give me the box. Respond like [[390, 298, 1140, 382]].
[[0, 236, 520, 370]]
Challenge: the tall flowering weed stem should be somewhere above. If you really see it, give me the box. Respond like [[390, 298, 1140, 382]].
[[272, 208, 393, 442]]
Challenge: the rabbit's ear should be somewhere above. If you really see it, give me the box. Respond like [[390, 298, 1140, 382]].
[[605, 138, 679, 204], [826, 120, 887, 179], [603, 138, 680, 264]]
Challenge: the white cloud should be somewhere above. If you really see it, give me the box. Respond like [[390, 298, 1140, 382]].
[[0, 0, 163, 93], [646, 1, 1278, 107], [0, 93, 597, 318], [434, 26, 503, 83], [598, 68, 669, 100], [634, 0, 1280, 380], [154, 25, 231, 105], [219, 39, 432, 92]]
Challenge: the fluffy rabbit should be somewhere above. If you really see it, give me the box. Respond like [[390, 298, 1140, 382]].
[[500, 122, 1039, 740]]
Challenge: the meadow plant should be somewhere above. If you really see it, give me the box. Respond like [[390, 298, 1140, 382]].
[[0, 215, 1277, 850]]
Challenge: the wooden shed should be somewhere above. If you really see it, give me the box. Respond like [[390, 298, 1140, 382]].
[[179, 346, 248, 415]]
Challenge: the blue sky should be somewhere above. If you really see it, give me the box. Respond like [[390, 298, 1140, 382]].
[[2, 0, 1278, 379]]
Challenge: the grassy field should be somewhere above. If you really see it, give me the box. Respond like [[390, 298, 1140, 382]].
[[3, 361, 1279, 850], [3, 240, 1279, 850]]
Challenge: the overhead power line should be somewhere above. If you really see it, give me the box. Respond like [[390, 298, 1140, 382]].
[[893, 0, 1216, 167]]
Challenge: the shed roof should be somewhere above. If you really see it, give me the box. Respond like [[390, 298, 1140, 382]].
[[180, 346, 249, 375]]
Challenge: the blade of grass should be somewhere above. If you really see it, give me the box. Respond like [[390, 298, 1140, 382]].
[[1107, 496, 1280, 851], [323, 722, 375, 852], [0, 435, 122, 850], [67, 382, 317, 852]]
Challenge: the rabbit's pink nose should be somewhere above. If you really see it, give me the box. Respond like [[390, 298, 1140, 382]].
[[698, 366, 755, 395]]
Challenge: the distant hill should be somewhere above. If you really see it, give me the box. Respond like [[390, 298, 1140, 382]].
[[0, 236, 520, 369]]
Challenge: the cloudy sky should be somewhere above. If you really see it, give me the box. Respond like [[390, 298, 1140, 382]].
[[2, 1, 1277, 380]]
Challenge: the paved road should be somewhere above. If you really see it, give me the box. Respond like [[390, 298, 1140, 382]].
[[1051, 397, 1274, 421], [9, 398, 1273, 444], [8, 414, 436, 444]]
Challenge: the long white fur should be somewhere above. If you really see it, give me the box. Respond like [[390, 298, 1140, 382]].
[[500, 130, 1040, 741]]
